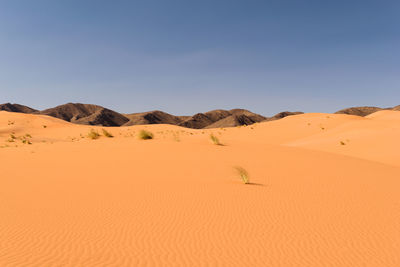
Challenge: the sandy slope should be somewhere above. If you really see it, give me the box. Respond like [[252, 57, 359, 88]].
[[0, 110, 399, 266]]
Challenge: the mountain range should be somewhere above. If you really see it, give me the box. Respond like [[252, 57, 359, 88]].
[[1, 102, 399, 128]]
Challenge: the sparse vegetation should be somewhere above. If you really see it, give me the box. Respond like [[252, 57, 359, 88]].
[[20, 135, 32, 145], [43, 125, 47, 128], [210, 134, 223, 145], [340, 141, 346, 145], [6, 133, 32, 144], [21, 137, 32, 145], [234, 166, 250, 184], [138, 130, 154, 140], [102, 129, 113, 138], [87, 129, 100, 140]]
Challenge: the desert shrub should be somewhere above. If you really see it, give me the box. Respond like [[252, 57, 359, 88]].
[[18, 135, 32, 145], [102, 129, 113, 138], [210, 134, 222, 145], [234, 166, 250, 184], [21, 138, 32, 145], [138, 130, 154, 140], [87, 129, 100, 140]]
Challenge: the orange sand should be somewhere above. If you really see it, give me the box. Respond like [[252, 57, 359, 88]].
[[1, 110, 399, 266]]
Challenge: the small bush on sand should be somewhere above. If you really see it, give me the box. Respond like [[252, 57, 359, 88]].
[[102, 129, 113, 138], [87, 129, 100, 140], [210, 134, 223, 145], [234, 166, 250, 184], [21, 138, 32, 145], [138, 130, 154, 140]]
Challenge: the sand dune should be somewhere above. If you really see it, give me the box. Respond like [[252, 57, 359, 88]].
[[1, 110, 399, 266], [285, 111, 400, 166]]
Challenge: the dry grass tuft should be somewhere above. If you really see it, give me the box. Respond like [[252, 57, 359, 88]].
[[102, 129, 113, 138], [234, 166, 250, 184], [210, 134, 223, 145], [138, 130, 154, 140], [87, 129, 100, 140]]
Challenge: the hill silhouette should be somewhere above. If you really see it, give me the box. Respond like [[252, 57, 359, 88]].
[[40, 103, 129, 126], [334, 106, 383, 117], [0, 103, 38, 113], [10, 102, 396, 128]]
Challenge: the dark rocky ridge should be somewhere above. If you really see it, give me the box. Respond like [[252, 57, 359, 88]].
[[40, 103, 129, 126], [124, 110, 183, 126], [0, 102, 328, 128], [0, 103, 38, 113], [265, 111, 304, 121], [334, 106, 384, 117]]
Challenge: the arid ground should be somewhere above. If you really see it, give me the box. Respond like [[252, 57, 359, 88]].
[[1, 110, 399, 266]]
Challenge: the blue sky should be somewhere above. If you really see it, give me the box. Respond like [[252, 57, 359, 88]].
[[0, 0, 399, 115]]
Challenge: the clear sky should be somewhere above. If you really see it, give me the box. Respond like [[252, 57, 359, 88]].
[[0, 0, 399, 115]]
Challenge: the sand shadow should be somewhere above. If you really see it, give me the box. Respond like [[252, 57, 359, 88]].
[[246, 182, 265, 186]]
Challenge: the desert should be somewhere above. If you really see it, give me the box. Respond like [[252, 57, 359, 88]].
[[1, 1, 399, 265], [1, 108, 399, 266]]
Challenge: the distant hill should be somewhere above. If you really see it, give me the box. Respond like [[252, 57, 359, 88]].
[[178, 109, 266, 129], [265, 111, 304, 121], [179, 112, 221, 129], [1, 102, 304, 128], [205, 114, 260, 129], [6, 101, 400, 128], [0, 103, 38, 113], [392, 105, 400, 111], [334, 106, 383, 117], [124, 110, 182, 126], [40, 103, 129, 126], [124, 108, 270, 129]]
